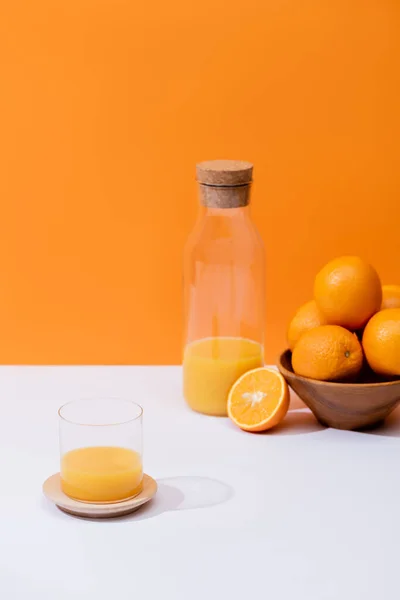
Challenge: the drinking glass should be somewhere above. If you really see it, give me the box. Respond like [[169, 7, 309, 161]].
[[59, 398, 143, 503]]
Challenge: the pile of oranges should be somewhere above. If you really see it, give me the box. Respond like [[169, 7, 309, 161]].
[[287, 256, 400, 382], [227, 255, 400, 435]]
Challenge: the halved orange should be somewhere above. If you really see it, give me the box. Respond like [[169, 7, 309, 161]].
[[227, 368, 290, 432]]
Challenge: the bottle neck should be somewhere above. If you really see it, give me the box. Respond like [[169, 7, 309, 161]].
[[199, 204, 251, 219], [198, 183, 251, 209]]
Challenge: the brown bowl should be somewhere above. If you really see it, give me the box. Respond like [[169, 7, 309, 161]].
[[278, 349, 400, 431]]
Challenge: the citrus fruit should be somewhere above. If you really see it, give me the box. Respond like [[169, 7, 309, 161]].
[[291, 324, 363, 381], [287, 300, 328, 350], [314, 256, 382, 330], [381, 285, 400, 310], [227, 367, 289, 432], [362, 308, 400, 376]]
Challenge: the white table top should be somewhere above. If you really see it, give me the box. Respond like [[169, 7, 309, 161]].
[[1, 366, 399, 599]]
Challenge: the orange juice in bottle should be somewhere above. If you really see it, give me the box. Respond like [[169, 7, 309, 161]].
[[183, 161, 265, 416]]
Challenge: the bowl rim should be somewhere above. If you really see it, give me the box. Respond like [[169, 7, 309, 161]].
[[278, 349, 400, 389]]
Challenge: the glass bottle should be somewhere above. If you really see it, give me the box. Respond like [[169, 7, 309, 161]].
[[183, 160, 265, 416]]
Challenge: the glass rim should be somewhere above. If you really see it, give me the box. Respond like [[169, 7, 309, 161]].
[[58, 398, 143, 427]]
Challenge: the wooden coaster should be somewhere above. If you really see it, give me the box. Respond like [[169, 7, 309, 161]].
[[43, 473, 157, 519]]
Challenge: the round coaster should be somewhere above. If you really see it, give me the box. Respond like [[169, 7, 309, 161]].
[[43, 473, 157, 519]]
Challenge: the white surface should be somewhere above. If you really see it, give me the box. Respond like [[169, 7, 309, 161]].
[[1, 366, 400, 599]]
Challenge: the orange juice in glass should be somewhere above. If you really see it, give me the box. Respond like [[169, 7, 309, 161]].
[[59, 399, 143, 503]]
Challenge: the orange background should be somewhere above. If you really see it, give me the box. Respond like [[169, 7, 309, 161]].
[[0, 0, 399, 365]]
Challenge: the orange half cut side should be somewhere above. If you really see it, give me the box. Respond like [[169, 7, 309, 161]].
[[227, 368, 290, 432]]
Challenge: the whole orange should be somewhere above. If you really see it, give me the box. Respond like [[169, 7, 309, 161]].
[[287, 300, 328, 350], [362, 308, 400, 376], [381, 285, 400, 310], [292, 324, 363, 382], [314, 256, 382, 330]]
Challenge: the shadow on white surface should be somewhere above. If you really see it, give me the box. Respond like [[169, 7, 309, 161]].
[[359, 405, 400, 438], [266, 409, 326, 436], [131, 476, 234, 522], [223, 408, 325, 436], [43, 476, 234, 523]]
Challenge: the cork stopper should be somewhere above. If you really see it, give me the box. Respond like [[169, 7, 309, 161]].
[[196, 160, 253, 208], [196, 160, 253, 187]]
